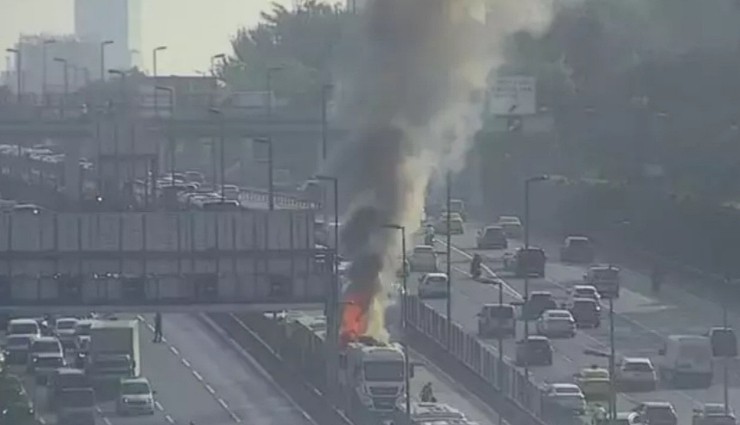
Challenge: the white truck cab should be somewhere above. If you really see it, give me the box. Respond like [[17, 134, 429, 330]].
[[339, 340, 408, 413], [658, 335, 713, 388]]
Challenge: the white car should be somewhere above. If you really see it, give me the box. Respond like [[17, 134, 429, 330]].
[[496, 215, 523, 239], [571, 285, 601, 303], [117, 377, 156, 415], [617, 357, 658, 391], [409, 245, 439, 273], [54, 317, 79, 349], [7, 318, 41, 338], [536, 310, 576, 338], [418, 273, 449, 299], [545, 383, 586, 414]]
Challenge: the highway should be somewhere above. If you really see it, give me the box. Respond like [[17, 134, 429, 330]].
[[407, 221, 740, 425]]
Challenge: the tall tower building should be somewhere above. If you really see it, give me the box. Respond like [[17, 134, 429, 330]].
[[75, 0, 142, 76]]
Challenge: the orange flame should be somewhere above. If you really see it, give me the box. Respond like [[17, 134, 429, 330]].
[[339, 291, 372, 348]]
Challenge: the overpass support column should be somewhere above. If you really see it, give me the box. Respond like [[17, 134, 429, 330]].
[[64, 138, 81, 202]]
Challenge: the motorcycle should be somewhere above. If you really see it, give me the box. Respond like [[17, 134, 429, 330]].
[[470, 255, 482, 279]]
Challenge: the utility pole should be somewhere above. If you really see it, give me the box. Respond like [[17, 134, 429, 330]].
[[446, 171, 452, 348], [152, 46, 168, 118], [42, 39, 56, 106]]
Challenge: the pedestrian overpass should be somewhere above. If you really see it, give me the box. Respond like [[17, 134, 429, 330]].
[[0, 209, 334, 314]]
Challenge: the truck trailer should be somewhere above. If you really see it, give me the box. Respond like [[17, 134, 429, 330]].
[[86, 320, 140, 382]]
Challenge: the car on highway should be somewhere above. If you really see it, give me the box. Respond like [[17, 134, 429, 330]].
[[116, 376, 156, 416], [504, 247, 546, 278], [570, 284, 601, 303], [521, 291, 557, 321], [544, 383, 586, 415], [477, 303, 516, 338], [708, 327, 738, 357], [658, 334, 713, 388], [7, 318, 41, 338], [616, 357, 657, 391], [496, 216, 522, 239], [418, 273, 449, 299], [570, 298, 601, 328], [49, 368, 91, 410], [27, 336, 63, 364], [692, 403, 737, 425], [630, 401, 678, 425], [583, 265, 621, 299], [574, 366, 610, 400], [54, 317, 79, 350], [448, 199, 467, 221], [3, 334, 33, 365], [515, 335, 553, 366], [476, 226, 507, 249], [29, 352, 66, 384], [435, 215, 464, 235], [560, 236, 595, 264], [536, 309, 576, 338], [409, 245, 439, 273]]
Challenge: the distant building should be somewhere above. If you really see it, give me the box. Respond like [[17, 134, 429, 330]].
[[3, 34, 98, 101], [346, 0, 368, 12], [74, 0, 142, 73]]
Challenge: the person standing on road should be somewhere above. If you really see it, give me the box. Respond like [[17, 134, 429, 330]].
[[153, 312, 163, 343]]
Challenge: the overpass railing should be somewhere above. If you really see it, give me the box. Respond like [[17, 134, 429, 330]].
[[237, 187, 319, 210]]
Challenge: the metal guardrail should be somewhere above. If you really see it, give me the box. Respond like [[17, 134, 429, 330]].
[[237, 187, 319, 210], [403, 295, 552, 425]]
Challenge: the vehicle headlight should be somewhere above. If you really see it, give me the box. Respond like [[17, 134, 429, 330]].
[[122, 398, 131, 404]]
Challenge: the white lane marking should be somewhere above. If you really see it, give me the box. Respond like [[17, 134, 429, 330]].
[[155, 401, 164, 411], [169, 346, 179, 355], [199, 313, 320, 424], [181, 358, 191, 368], [192, 370, 203, 381], [95, 406, 103, 414], [205, 383, 216, 394], [165, 414, 175, 424], [102, 417, 112, 425], [218, 398, 230, 410], [38, 417, 46, 425]]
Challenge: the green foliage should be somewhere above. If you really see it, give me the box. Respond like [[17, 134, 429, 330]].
[[221, 1, 345, 104]]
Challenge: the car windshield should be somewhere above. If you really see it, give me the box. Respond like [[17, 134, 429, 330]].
[[363, 361, 404, 382], [575, 288, 596, 296], [122, 382, 151, 395], [623, 361, 653, 372], [593, 269, 618, 280], [555, 386, 581, 394], [549, 312, 571, 319], [35, 356, 64, 367], [679, 343, 711, 360], [33, 340, 60, 353], [450, 200, 464, 212], [414, 247, 433, 254], [569, 238, 590, 248], [647, 406, 676, 421], [427, 276, 447, 284], [583, 370, 609, 379], [56, 320, 77, 330], [498, 217, 520, 224], [75, 324, 92, 335], [527, 339, 549, 348], [484, 228, 503, 238], [57, 374, 89, 389], [59, 390, 94, 407], [486, 307, 514, 318], [10, 323, 38, 335], [6, 335, 31, 347]]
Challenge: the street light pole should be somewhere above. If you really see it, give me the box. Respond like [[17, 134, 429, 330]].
[[100, 40, 114, 82], [523, 175, 549, 380], [6, 48, 21, 103], [383, 223, 410, 422], [254, 137, 274, 210], [609, 296, 616, 422], [53, 58, 68, 118], [42, 39, 56, 105], [317, 175, 340, 401], [156, 86, 175, 188], [266, 66, 283, 118], [208, 108, 226, 200], [152, 46, 168, 118], [446, 171, 452, 348]]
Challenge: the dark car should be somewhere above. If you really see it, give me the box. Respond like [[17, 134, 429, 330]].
[[515, 336, 553, 366], [522, 291, 557, 321], [709, 327, 737, 358], [632, 402, 678, 425], [560, 236, 595, 264], [570, 298, 601, 328], [505, 247, 546, 278]]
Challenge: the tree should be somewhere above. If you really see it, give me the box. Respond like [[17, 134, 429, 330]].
[[220, 1, 347, 108]]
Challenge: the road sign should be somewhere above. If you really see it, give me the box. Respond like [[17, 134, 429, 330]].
[[488, 76, 536, 116]]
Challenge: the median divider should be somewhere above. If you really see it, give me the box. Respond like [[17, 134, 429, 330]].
[[403, 294, 553, 425]]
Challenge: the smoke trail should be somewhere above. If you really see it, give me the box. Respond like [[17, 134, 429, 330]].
[[329, 0, 555, 340]]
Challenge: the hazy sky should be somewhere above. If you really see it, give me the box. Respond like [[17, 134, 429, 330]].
[[0, 0, 296, 75]]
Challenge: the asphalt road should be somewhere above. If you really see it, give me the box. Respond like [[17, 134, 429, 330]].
[[407, 222, 740, 425]]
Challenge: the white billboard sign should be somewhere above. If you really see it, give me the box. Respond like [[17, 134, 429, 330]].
[[488, 76, 536, 116]]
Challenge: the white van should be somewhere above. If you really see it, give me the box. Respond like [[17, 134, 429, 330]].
[[7, 318, 41, 338], [657, 335, 713, 388]]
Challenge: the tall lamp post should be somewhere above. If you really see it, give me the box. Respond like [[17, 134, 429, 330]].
[[253, 137, 274, 210], [42, 39, 56, 105], [152, 46, 168, 118], [6, 48, 21, 103], [208, 107, 226, 201], [53, 58, 69, 118], [382, 223, 410, 422], [156, 86, 175, 188], [316, 174, 340, 400], [584, 296, 617, 422], [445, 171, 452, 348], [100, 40, 114, 82], [523, 174, 550, 379], [266, 66, 283, 118], [321, 83, 333, 162]]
